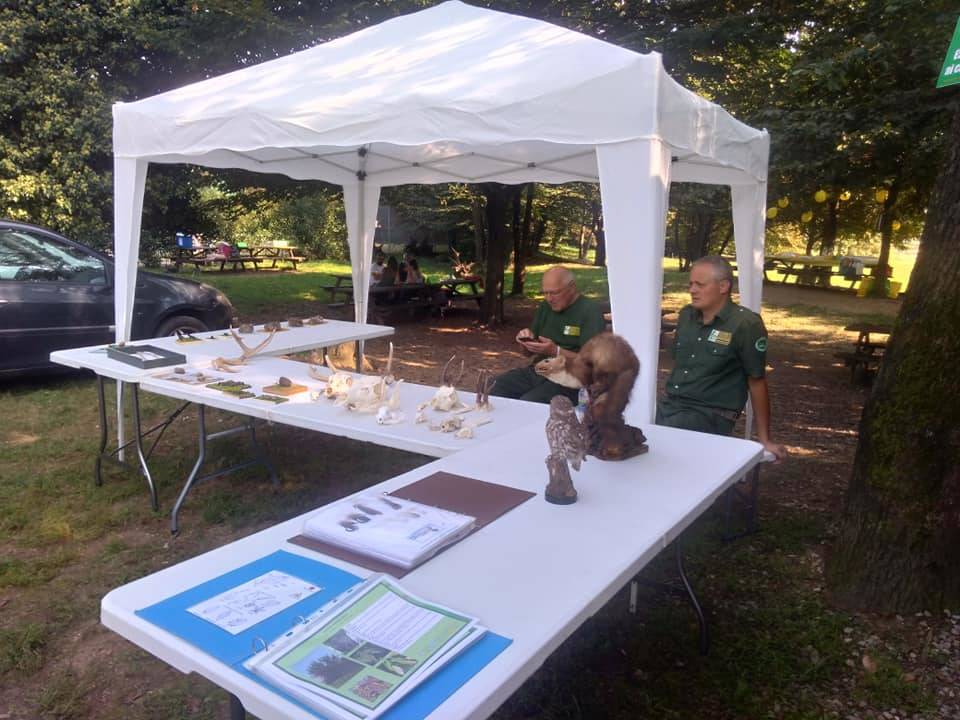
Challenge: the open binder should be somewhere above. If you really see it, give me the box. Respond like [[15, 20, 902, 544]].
[[137, 550, 511, 720], [290, 472, 536, 577]]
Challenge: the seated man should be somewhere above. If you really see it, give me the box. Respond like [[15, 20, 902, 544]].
[[657, 255, 786, 461], [491, 266, 605, 404]]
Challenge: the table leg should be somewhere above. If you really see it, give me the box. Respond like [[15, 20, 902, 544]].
[[131, 384, 159, 511], [249, 422, 279, 488], [675, 540, 709, 655], [172, 405, 209, 534], [95, 375, 108, 487], [228, 693, 246, 720], [629, 539, 709, 655], [171, 406, 280, 534], [722, 464, 761, 542]]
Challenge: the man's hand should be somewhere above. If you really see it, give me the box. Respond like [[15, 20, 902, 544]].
[[516, 329, 534, 343], [761, 439, 787, 464], [522, 337, 558, 356]]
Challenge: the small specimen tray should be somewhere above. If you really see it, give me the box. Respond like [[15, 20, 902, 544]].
[[255, 395, 289, 404], [107, 344, 186, 369], [206, 380, 254, 398], [261, 383, 308, 396]]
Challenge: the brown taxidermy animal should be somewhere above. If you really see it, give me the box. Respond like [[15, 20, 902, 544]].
[[535, 332, 639, 425]]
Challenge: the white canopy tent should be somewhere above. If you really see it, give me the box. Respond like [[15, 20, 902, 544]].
[[112, 0, 769, 426]]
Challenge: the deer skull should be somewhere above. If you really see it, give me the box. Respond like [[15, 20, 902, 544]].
[[430, 355, 467, 412]]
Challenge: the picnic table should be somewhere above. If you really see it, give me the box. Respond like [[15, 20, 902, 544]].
[[246, 243, 305, 270], [171, 242, 304, 272], [835, 322, 892, 384], [764, 253, 878, 289], [322, 274, 485, 318]]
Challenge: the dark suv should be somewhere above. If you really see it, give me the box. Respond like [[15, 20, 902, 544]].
[[0, 220, 236, 376]]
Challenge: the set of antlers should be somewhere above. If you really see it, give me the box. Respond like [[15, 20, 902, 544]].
[[440, 355, 495, 409], [211, 329, 277, 372]]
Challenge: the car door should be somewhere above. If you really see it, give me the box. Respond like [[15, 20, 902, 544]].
[[0, 227, 114, 373]]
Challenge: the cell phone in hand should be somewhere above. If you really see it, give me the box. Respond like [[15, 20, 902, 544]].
[[519, 335, 540, 344]]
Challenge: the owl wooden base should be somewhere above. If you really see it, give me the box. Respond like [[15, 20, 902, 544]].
[[544, 454, 578, 505]]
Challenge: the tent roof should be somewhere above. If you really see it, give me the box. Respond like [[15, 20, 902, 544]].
[[113, 0, 768, 186]]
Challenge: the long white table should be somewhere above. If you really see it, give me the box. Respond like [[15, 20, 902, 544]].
[[49, 321, 394, 513], [139, 354, 547, 532], [102, 422, 764, 720]]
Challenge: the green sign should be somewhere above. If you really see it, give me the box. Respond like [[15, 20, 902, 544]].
[[937, 16, 960, 88]]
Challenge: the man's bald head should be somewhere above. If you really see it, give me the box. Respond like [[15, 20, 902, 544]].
[[542, 266, 578, 311]]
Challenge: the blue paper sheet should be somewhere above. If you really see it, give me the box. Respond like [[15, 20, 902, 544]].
[[137, 550, 511, 719]]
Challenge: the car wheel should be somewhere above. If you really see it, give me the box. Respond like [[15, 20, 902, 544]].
[[155, 315, 210, 337]]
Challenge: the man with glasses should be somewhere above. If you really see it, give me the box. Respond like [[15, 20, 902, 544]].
[[490, 266, 605, 404], [657, 255, 786, 461]]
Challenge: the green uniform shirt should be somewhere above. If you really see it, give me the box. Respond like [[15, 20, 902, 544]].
[[530, 295, 605, 357], [665, 298, 767, 411]]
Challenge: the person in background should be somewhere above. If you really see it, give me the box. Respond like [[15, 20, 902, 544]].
[[657, 255, 786, 462], [490, 266, 605, 404], [404, 258, 425, 285], [370, 251, 386, 283], [372, 256, 400, 306], [398, 251, 415, 283]]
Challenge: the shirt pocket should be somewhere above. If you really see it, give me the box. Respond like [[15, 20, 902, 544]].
[[705, 343, 734, 367]]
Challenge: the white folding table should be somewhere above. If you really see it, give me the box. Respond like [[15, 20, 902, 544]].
[[102, 422, 764, 720], [138, 355, 547, 532], [49, 321, 394, 512]]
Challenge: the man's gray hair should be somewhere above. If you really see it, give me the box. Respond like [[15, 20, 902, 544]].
[[693, 255, 734, 288]]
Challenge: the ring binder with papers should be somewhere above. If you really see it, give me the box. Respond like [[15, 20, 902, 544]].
[[136, 550, 511, 720]]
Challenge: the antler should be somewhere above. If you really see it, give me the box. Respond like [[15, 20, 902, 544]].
[[230, 328, 276, 360], [476, 370, 495, 409], [385, 342, 394, 378], [440, 355, 465, 387]]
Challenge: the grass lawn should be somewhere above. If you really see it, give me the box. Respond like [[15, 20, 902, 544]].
[[2, 256, 944, 720]]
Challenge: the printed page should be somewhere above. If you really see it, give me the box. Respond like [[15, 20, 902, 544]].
[[247, 575, 481, 719], [302, 494, 475, 569], [187, 570, 322, 635]]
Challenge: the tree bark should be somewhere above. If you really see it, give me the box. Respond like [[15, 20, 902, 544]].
[[820, 196, 839, 255], [512, 183, 535, 295], [591, 199, 606, 267], [869, 179, 900, 298], [479, 183, 511, 325], [827, 108, 960, 613]]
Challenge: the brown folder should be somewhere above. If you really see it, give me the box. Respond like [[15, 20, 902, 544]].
[[288, 472, 535, 577]]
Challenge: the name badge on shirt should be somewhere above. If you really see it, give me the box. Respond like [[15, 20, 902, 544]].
[[563, 325, 581, 337], [707, 329, 732, 346]]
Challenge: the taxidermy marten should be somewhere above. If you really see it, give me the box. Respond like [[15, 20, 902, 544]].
[[535, 332, 639, 425]]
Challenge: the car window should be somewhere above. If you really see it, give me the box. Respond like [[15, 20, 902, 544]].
[[0, 228, 106, 284]]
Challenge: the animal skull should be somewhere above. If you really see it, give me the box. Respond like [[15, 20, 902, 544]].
[[430, 355, 467, 412]]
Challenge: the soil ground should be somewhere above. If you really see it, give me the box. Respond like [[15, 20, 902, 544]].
[[3, 282, 957, 720]]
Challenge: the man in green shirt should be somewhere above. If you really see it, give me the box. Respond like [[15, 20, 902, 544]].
[[491, 266, 606, 404], [657, 255, 786, 462]]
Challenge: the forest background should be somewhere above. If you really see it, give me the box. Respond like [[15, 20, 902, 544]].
[[1, 0, 956, 311]]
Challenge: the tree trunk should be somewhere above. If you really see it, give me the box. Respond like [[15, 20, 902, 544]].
[[869, 179, 900, 298], [591, 199, 606, 267], [827, 108, 960, 613], [820, 197, 839, 255], [512, 183, 535, 295], [471, 192, 486, 261], [479, 183, 510, 325]]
